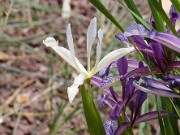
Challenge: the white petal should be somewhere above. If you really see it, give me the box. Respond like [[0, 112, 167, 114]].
[[67, 73, 86, 103], [74, 73, 86, 85], [43, 37, 87, 73], [66, 24, 79, 69], [67, 85, 79, 104], [62, 0, 71, 18], [89, 42, 102, 77], [87, 17, 97, 71], [98, 29, 103, 45], [43, 37, 58, 47], [95, 47, 134, 73]]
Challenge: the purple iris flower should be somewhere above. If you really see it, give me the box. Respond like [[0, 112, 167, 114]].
[[116, 5, 180, 55], [92, 57, 167, 134]]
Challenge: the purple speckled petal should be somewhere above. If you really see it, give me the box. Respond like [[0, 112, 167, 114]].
[[115, 34, 129, 44], [114, 122, 131, 135], [100, 76, 121, 89], [104, 120, 118, 135], [124, 24, 149, 37], [91, 76, 110, 94], [149, 31, 180, 53], [133, 81, 180, 98], [117, 56, 128, 76], [135, 110, 167, 123]]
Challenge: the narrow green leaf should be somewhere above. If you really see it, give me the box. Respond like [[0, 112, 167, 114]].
[[150, 0, 178, 36], [80, 84, 106, 135], [162, 97, 180, 135], [124, 0, 142, 24], [118, 0, 152, 30], [88, 0, 124, 32], [155, 96, 167, 135], [170, 0, 180, 13], [148, 0, 166, 31]]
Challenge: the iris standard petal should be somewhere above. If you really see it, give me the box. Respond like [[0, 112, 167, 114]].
[[67, 73, 86, 103], [98, 29, 103, 45], [66, 24, 79, 69], [87, 17, 97, 71], [95, 47, 134, 73]]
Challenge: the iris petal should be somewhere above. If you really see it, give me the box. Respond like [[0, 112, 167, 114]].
[[95, 47, 134, 74], [87, 17, 97, 71], [67, 73, 86, 103]]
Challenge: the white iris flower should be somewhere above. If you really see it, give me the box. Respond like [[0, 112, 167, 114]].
[[43, 17, 134, 103]]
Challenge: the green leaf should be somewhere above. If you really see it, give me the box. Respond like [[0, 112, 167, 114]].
[[150, 0, 178, 36], [155, 96, 167, 135], [170, 0, 180, 13], [118, 0, 152, 30], [80, 84, 106, 135], [88, 0, 124, 32], [124, 0, 142, 24], [148, 0, 166, 31]]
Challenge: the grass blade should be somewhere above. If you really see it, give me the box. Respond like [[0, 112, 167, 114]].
[[88, 0, 124, 32], [124, 0, 142, 24], [170, 0, 180, 13], [148, 0, 166, 31], [118, 0, 152, 30]]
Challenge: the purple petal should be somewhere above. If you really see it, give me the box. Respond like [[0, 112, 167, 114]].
[[131, 35, 148, 49], [150, 15, 156, 29], [133, 90, 147, 119], [124, 66, 161, 79], [127, 59, 146, 68], [124, 24, 149, 37], [133, 81, 180, 98], [164, 73, 180, 80], [135, 110, 167, 123], [114, 122, 131, 135], [142, 77, 172, 91], [140, 48, 156, 64], [117, 56, 128, 75], [115, 34, 129, 44], [150, 42, 167, 69], [169, 5, 180, 26], [104, 120, 118, 135], [166, 61, 180, 71], [100, 76, 121, 89], [124, 78, 136, 104], [98, 95, 116, 108], [149, 31, 180, 53], [91, 76, 110, 94], [109, 87, 121, 102], [110, 101, 124, 120]]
